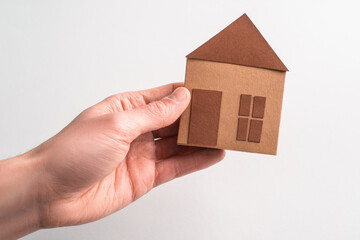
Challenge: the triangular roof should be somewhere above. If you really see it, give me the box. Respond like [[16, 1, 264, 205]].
[[187, 14, 288, 72]]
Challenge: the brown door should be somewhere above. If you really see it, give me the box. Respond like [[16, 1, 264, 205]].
[[188, 89, 222, 146]]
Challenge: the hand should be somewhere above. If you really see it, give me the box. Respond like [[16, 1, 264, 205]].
[[0, 83, 225, 237]]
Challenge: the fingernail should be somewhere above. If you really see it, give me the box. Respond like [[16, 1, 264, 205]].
[[169, 87, 189, 102]]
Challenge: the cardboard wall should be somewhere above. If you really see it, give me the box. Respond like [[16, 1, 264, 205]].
[[177, 59, 286, 155]]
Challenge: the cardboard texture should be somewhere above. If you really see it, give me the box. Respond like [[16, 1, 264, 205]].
[[177, 14, 288, 155], [187, 14, 288, 72], [188, 89, 222, 146], [177, 59, 286, 154]]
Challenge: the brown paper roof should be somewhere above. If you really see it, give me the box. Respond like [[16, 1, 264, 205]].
[[187, 14, 288, 72]]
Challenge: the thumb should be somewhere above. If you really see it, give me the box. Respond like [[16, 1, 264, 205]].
[[123, 87, 190, 138]]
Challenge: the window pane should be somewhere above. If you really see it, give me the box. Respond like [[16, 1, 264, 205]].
[[237, 117, 249, 141], [248, 119, 263, 143], [239, 94, 252, 116], [252, 96, 266, 118]]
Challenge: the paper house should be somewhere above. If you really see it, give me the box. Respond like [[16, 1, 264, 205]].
[[177, 14, 288, 155]]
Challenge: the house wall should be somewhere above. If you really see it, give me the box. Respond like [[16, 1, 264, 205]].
[[177, 59, 286, 155]]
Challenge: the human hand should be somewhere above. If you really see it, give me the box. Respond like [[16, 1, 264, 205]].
[[26, 83, 225, 228]]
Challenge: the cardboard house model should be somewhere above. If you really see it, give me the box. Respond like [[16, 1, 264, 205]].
[[177, 14, 288, 155]]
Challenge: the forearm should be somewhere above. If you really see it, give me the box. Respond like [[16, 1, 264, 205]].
[[0, 151, 43, 239]]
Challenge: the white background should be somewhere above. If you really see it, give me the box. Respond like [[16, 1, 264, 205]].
[[1, 0, 360, 239]]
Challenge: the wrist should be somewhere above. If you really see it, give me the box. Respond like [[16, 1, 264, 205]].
[[0, 149, 45, 239]]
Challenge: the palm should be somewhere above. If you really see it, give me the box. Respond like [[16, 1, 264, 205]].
[[40, 83, 224, 228], [63, 132, 159, 227]]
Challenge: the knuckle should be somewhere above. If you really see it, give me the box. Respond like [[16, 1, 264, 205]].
[[173, 160, 182, 178], [77, 108, 90, 118], [105, 92, 147, 111], [108, 113, 123, 129], [127, 92, 147, 107], [147, 100, 170, 117], [106, 113, 135, 143], [149, 97, 176, 116], [106, 114, 125, 133]]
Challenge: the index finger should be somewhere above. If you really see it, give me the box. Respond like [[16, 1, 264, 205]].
[[90, 82, 185, 114], [139, 82, 184, 104]]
